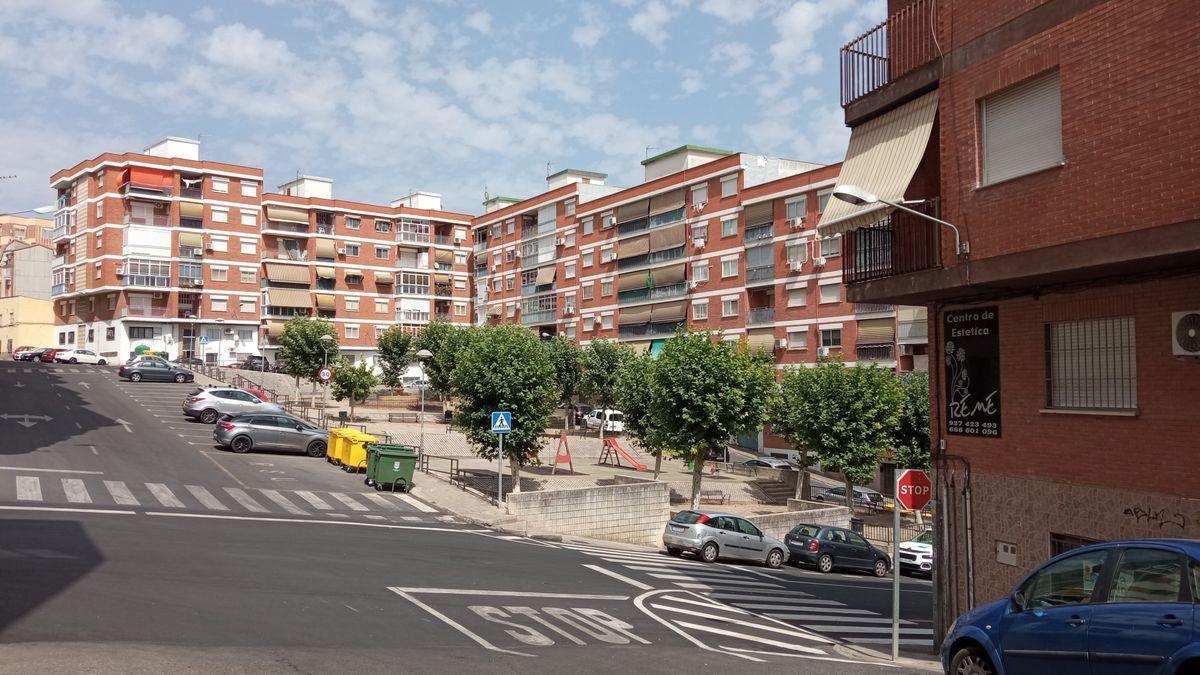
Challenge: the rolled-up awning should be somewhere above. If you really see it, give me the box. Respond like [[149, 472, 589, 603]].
[[264, 263, 310, 284], [434, 248, 453, 262], [649, 188, 685, 216], [535, 266, 556, 285], [179, 201, 204, 218], [619, 304, 652, 325], [266, 322, 286, 337], [627, 341, 651, 355], [178, 231, 203, 247], [315, 266, 335, 279], [314, 238, 337, 258], [616, 199, 648, 223], [344, 268, 363, 278], [745, 201, 774, 227], [374, 271, 395, 284], [315, 293, 335, 309], [618, 271, 649, 292], [856, 317, 896, 344], [619, 235, 650, 259], [487, 304, 502, 316], [746, 329, 776, 352], [129, 166, 172, 187], [648, 222, 686, 251], [650, 300, 686, 322], [266, 205, 310, 224], [266, 288, 311, 308], [537, 203, 557, 225], [818, 91, 939, 236], [654, 262, 686, 285]]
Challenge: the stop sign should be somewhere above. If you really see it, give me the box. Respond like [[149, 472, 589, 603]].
[[895, 469, 932, 511]]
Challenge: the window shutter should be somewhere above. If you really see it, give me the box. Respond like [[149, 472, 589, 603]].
[[982, 71, 1063, 185]]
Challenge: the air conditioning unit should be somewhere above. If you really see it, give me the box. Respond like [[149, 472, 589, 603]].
[[224, 329, 235, 335], [813, 256, 827, 267], [693, 238, 706, 249], [687, 280, 699, 289], [337, 248, 347, 255], [454, 237, 465, 244], [788, 217, 805, 228], [564, 304, 576, 315], [115, 266, 125, 276], [789, 261, 805, 271], [818, 346, 831, 357], [1172, 310, 1200, 356], [152, 292, 164, 300], [554, 237, 566, 246], [692, 201, 707, 213], [606, 215, 616, 227], [190, 279, 204, 287], [776, 338, 788, 349]]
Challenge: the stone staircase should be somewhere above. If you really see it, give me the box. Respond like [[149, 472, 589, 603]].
[[750, 479, 796, 504]]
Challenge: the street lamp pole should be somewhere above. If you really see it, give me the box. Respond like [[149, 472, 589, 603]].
[[831, 184, 969, 256], [415, 349, 433, 455]]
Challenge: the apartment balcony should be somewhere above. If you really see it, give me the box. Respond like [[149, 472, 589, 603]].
[[474, 264, 488, 276], [122, 274, 171, 288], [616, 245, 685, 271], [397, 231, 431, 245], [473, 240, 487, 253], [120, 181, 173, 199], [51, 283, 67, 296], [275, 248, 309, 262], [264, 222, 311, 234], [56, 194, 73, 209], [120, 305, 170, 318], [745, 264, 775, 285], [434, 311, 452, 322], [397, 310, 431, 323], [265, 306, 311, 318], [898, 319, 929, 343], [748, 307, 776, 325], [432, 234, 454, 246], [179, 186, 202, 199], [179, 217, 203, 229], [51, 254, 66, 268], [521, 253, 555, 269], [434, 262, 453, 272], [855, 303, 895, 315], [49, 224, 69, 241], [840, 0, 939, 106], [744, 224, 774, 246], [178, 275, 204, 288], [521, 309, 557, 325], [124, 214, 170, 227], [177, 306, 200, 320], [618, 320, 684, 339], [617, 216, 649, 236], [843, 198, 942, 284], [433, 286, 453, 298], [522, 283, 556, 297], [618, 282, 687, 305], [856, 344, 895, 361], [399, 284, 429, 295]]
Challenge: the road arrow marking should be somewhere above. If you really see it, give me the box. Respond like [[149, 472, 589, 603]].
[[0, 413, 53, 428], [12, 382, 24, 388], [114, 418, 133, 433], [79, 382, 90, 389]]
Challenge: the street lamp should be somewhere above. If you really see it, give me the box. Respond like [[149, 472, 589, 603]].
[[415, 348, 433, 453], [832, 184, 969, 255]]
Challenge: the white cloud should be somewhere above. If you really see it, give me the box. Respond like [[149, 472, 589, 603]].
[[464, 10, 492, 35], [710, 42, 753, 75], [572, 2, 608, 48], [691, 123, 719, 144], [768, 0, 858, 86], [192, 6, 217, 23], [679, 69, 703, 95], [203, 24, 297, 75], [628, 0, 675, 49], [745, 96, 848, 162], [698, 0, 761, 23]]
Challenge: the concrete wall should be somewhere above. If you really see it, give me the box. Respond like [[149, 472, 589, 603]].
[[748, 500, 852, 541], [506, 480, 671, 547]]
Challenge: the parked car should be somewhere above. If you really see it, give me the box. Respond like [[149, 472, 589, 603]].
[[53, 348, 107, 365], [271, 358, 289, 373], [784, 523, 892, 577], [118, 361, 194, 383], [583, 408, 625, 433], [742, 457, 797, 470], [942, 539, 1200, 675], [814, 485, 888, 510], [173, 357, 205, 367], [213, 413, 328, 457], [239, 355, 271, 371], [23, 348, 51, 362], [11, 346, 36, 361], [183, 388, 284, 424], [899, 529, 934, 577], [570, 404, 594, 427], [663, 510, 788, 568], [39, 348, 61, 363], [126, 354, 169, 366]]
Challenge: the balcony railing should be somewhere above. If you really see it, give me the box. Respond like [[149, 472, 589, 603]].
[[748, 307, 776, 325], [617, 282, 687, 305], [51, 283, 67, 296], [618, 320, 684, 339], [397, 310, 430, 323], [898, 319, 928, 343], [178, 275, 204, 288], [124, 214, 170, 227], [49, 224, 69, 241], [265, 221, 310, 234], [265, 306, 311, 318], [275, 248, 309, 262], [616, 245, 685, 270], [52, 255, 66, 268], [122, 275, 171, 288], [856, 344, 895, 361], [433, 234, 453, 246], [521, 309, 558, 325], [746, 265, 775, 283], [522, 283, 555, 297], [120, 181, 173, 198], [120, 305, 170, 318], [316, 224, 334, 235], [179, 186, 202, 199], [473, 240, 487, 253], [841, 0, 938, 106], [617, 216, 649, 236], [398, 231, 431, 245], [744, 224, 774, 245], [433, 286, 453, 298], [855, 303, 895, 315], [180, 217, 203, 229], [399, 284, 429, 295], [843, 198, 942, 284], [434, 312, 452, 322], [434, 262, 453, 271]]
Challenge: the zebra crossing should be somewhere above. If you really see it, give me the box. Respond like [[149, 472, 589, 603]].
[[557, 542, 935, 650], [0, 473, 448, 522]]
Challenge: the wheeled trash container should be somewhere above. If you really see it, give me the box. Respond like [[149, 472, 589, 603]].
[[365, 443, 419, 492]]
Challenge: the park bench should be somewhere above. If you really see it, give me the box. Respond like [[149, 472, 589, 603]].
[[699, 489, 730, 505]]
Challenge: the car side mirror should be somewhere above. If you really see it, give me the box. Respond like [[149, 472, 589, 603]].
[[295, 425, 304, 432], [1011, 590, 1026, 611]]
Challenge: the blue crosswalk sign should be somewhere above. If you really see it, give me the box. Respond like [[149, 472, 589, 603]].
[[490, 411, 512, 434]]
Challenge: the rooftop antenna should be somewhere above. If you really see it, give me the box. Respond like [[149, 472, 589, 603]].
[[645, 146, 658, 158], [546, 162, 553, 178], [483, 184, 490, 202]]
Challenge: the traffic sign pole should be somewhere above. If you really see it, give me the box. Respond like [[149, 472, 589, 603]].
[[893, 472, 901, 661], [497, 433, 504, 505]]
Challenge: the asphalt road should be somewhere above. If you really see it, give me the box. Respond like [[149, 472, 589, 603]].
[[0, 360, 937, 673]]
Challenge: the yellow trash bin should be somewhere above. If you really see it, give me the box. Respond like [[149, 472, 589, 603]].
[[328, 428, 354, 466], [343, 431, 379, 474]]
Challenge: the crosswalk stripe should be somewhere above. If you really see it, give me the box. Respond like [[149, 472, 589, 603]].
[[846, 637, 934, 645], [362, 493, 397, 510], [224, 488, 269, 513], [15, 476, 41, 501], [103, 481, 139, 506], [146, 483, 186, 508], [391, 493, 437, 513], [186, 485, 229, 511], [670, 620, 830, 652], [259, 490, 308, 516], [623, 561, 735, 573], [649, 573, 781, 587], [293, 491, 333, 510], [327, 492, 368, 511], [712, 593, 821, 604], [401, 516, 421, 522], [736, 602, 868, 612], [801, 625, 933, 635], [61, 478, 92, 504], [768, 614, 915, 624]]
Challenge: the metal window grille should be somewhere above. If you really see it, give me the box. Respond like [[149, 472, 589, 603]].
[[1045, 316, 1137, 410], [1049, 532, 1101, 558]]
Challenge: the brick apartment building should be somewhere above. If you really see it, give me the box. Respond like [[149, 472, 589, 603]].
[[472, 146, 929, 458], [825, 0, 1200, 637], [0, 214, 55, 250]]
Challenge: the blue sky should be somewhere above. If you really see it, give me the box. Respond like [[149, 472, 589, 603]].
[[0, 0, 883, 215]]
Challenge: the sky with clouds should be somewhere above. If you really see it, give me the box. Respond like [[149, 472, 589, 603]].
[[0, 0, 884, 215]]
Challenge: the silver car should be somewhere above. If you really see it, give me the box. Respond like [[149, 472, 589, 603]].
[[662, 510, 789, 568], [183, 387, 284, 423], [213, 413, 328, 457]]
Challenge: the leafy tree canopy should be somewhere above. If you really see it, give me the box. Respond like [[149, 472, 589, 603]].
[[277, 317, 338, 383], [376, 327, 414, 389]]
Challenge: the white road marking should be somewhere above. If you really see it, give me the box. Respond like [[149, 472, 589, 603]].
[[103, 481, 139, 506], [387, 587, 630, 600], [0, 505, 135, 515], [401, 516, 421, 522], [361, 493, 396, 510], [224, 488, 269, 512], [650, 573, 782, 588], [389, 589, 532, 658], [391, 493, 438, 513], [293, 491, 333, 510], [583, 564, 654, 591], [0, 466, 103, 475], [734, 602, 869, 612], [259, 489, 308, 515], [365, 514, 385, 520], [801, 625, 933, 635], [327, 492, 368, 512], [16, 476, 41, 501], [186, 485, 229, 511], [623, 563, 735, 574], [651, 595, 749, 613], [770, 614, 918, 625], [146, 483, 185, 508], [145, 512, 482, 534], [671, 620, 829, 653], [90, 445, 98, 455]]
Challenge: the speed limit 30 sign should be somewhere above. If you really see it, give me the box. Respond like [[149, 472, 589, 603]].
[[316, 366, 333, 383], [895, 469, 932, 511]]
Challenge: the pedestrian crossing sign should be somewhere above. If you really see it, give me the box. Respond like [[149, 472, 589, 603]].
[[490, 411, 512, 434]]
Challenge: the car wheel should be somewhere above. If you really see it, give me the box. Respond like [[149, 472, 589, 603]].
[[130, 372, 143, 382], [700, 542, 719, 563], [666, 547, 682, 557], [873, 558, 890, 578], [306, 441, 327, 458], [98, 359, 106, 365], [817, 553, 834, 573], [949, 645, 996, 675], [765, 548, 784, 569], [199, 409, 219, 424], [230, 435, 253, 454], [69, 358, 78, 364], [174, 373, 186, 383]]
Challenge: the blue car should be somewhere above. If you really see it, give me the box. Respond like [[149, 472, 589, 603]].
[[943, 539, 1199, 675]]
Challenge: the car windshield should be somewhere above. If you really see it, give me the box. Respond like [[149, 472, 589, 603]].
[[671, 511, 705, 525], [789, 524, 821, 538], [913, 530, 934, 544]]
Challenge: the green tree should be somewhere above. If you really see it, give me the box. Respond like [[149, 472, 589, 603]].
[[651, 332, 777, 508], [414, 320, 472, 412], [614, 353, 672, 478], [771, 358, 904, 509], [277, 317, 338, 392], [579, 339, 634, 441], [376, 327, 414, 389], [330, 360, 379, 422], [894, 370, 931, 470], [546, 335, 583, 429], [450, 325, 559, 493]]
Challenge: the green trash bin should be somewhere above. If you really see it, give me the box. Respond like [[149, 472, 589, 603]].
[[365, 443, 419, 492]]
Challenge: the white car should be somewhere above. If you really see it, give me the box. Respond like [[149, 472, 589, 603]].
[[583, 408, 625, 433], [54, 348, 108, 365], [898, 528, 934, 577], [743, 457, 797, 470]]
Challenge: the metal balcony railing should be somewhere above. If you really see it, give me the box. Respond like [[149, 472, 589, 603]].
[[473, 240, 487, 253], [856, 344, 895, 361], [616, 245, 685, 270], [433, 286, 453, 298], [276, 249, 309, 262], [265, 222, 310, 234], [51, 283, 67, 295], [855, 303, 895, 314], [746, 265, 775, 283], [522, 283, 555, 297], [898, 319, 929, 343], [618, 320, 684, 339], [433, 234, 453, 246], [120, 305, 170, 318], [840, 0, 939, 106], [397, 311, 431, 323], [179, 186, 202, 199], [49, 224, 69, 240], [179, 217, 203, 229], [399, 284, 429, 295], [124, 214, 170, 227], [617, 216, 649, 236], [843, 198, 942, 284], [521, 309, 558, 325], [120, 181, 173, 198], [748, 307, 776, 325], [397, 231, 431, 245], [122, 275, 171, 288], [617, 282, 687, 305], [434, 312, 452, 322], [316, 224, 334, 235], [51, 255, 66, 268], [744, 224, 774, 245]]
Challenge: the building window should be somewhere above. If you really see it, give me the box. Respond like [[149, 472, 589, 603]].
[[1049, 532, 1103, 558], [691, 261, 709, 283], [492, 223, 502, 239], [374, 326, 386, 340], [241, 210, 256, 227], [211, 208, 229, 224], [565, 262, 576, 279], [601, 212, 614, 230], [95, 230, 103, 249], [788, 330, 808, 350], [375, 246, 390, 260], [721, 256, 738, 278], [565, 325, 576, 340], [600, 247, 614, 264], [94, 263, 101, 279], [787, 285, 807, 308], [582, 282, 595, 300], [212, 177, 228, 194], [454, 302, 467, 316], [582, 217, 594, 235], [691, 182, 708, 206], [818, 189, 833, 213], [492, 278, 501, 292], [240, 181, 257, 197], [211, 297, 228, 312], [239, 299, 255, 314], [564, 231, 575, 247], [96, 201, 104, 220], [1045, 316, 1137, 410], [505, 248, 515, 263], [345, 325, 359, 339], [210, 237, 228, 252], [95, 171, 104, 188], [506, 219, 515, 235], [346, 216, 360, 230], [820, 328, 842, 348], [211, 267, 228, 282], [506, 303, 516, 318], [692, 300, 708, 321], [564, 199, 576, 216], [582, 251, 594, 267], [819, 282, 840, 304], [601, 314, 613, 329], [820, 236, 841, 257], [106, 327, 115, 340], [345, 243, 360, 257], [721, 297, 739, 318], [240, 239, 256, 255], [375, 219, 391, 233], [786, 196, 807, 222], [786, 242, 807, 269], [721, 217, 737, 238], [345, 296, 359, 311], [240, 268, 256, 284], [204, 328, 221, 341], [600, 279, 613, 297], [720, 174, 737, 198], [583, 316, 595, 331], [982, 71, 1063, 186], [506, 276, 515, 291], [130, 327, 156, 340]]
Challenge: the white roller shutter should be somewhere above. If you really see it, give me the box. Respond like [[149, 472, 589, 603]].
[[982, 71, 1063, 185]]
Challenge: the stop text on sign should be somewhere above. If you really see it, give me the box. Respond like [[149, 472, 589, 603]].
[[895, 469, 932, 511]]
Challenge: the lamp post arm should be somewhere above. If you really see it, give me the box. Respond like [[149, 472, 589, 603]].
[[879, 198, 968, 255]]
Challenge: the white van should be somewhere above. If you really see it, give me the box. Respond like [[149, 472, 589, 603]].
[[583, 408, 625, 433]]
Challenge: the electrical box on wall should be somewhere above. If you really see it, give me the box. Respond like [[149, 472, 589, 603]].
[[996, 541, 1018, 566]]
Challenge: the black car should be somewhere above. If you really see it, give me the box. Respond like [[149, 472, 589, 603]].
[[118, 360, 195, 383], [19, 348, 50, 362], [784, 523, 891, 577], [239, 355, 271, 371]]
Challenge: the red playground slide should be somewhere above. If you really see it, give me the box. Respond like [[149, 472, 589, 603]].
[[598, 438, 648, 471]]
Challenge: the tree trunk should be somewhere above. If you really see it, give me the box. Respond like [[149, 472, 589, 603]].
[[843, 475, 856, 510], [598, 404, 606, 443], [688, 446, 709, 510], [915, 509, 925, 527], [653, 450, 663, 480], [794, 450, 811, 501], [508, 457, 522, 493]]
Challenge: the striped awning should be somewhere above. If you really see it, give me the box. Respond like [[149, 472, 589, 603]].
[[616, 199, 649, 223], [745, 201, 774, 227], [618, 271, 649, 292], [266, 205, 310, 224], [344, 268, 363, 278], [654, 263, 686, 285], [179, 201, 204, 218], [315, 293, 335, 309], [266, 288, 311, 308], [619, 235, 650, 259], [264, 263, 310, 284], [746, 329, 776, 352], [314, 238, 337, 258], [619, 304, 652, 325], [650, 300, 686, 322], [374, 271, 395, 284], [648, 222, 686, 251], [178, 231, 203, 247], [535, 266, 556, 285], [649, 188, 685, 216], [315, 266, 335, 279], [856, 318, 896, 344], [266, 322, 286, 337]]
